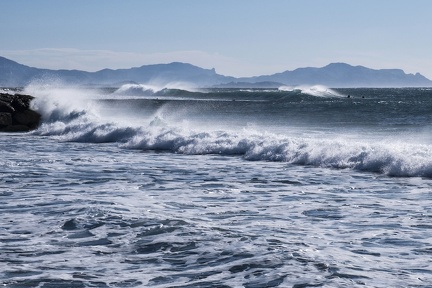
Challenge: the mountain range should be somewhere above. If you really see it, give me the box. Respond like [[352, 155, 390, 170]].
[[1, 56, 431, 88]]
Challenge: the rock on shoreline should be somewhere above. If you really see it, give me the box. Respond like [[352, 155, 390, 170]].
[[0, 93, 41, 132]]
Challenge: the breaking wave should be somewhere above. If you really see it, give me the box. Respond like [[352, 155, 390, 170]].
[[114, 83, 203, 96], [114, 83, 346, 99], [279, 85, 344, 97], [27, 86, 432, 178]]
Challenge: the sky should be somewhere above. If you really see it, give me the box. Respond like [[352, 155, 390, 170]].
[[1, 0, 432, 78]]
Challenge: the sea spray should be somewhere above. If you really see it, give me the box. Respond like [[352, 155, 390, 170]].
[[278, 85, 344, 97]]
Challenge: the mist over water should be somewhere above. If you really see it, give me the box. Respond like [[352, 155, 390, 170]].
[[2, 84, 432, 287]]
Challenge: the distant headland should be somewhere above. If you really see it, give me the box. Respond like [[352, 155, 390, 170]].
[[0, 56, 431, 88]]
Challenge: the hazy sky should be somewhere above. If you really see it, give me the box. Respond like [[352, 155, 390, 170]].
[[1, 0, 431, 78]]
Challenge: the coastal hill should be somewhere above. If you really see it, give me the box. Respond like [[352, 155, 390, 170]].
[[0, 56, 233, 87], [1, 56, 431, 88], [242, 63, 432, 88]]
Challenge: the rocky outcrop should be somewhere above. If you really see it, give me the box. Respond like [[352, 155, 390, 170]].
[[0, 93, 41, 132]]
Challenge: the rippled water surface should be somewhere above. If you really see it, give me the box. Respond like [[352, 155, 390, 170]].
[[1, 134, 432, 287]]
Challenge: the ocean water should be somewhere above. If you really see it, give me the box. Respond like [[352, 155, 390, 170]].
[[1, 85, 432, 287]]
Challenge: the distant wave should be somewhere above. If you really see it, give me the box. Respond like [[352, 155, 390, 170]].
[[279, 85, 344, 97], [114, 83, 157, 95], [114, 83, 203, 96], [27, 86, 432, 178], [115, 83, 345, 99]]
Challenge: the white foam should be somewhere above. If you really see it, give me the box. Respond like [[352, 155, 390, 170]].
[[0, 88, 17, 95], [114, 83, 158, 95], [114, 82, 202, 96], [279, 85, 344, 97]]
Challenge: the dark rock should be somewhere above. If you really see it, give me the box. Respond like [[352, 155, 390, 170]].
[[0, 112, 12, 127], [0, 93, 34, 111], [0, 100, 15, 113], [0, 93, 40, 132], [11, 94, 34, 111], [13, 110, 41, 128], [1, 124, 31, 132], [0, 94, 15, 105]]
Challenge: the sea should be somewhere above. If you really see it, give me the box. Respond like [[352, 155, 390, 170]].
[[1, 84, 432, 288]]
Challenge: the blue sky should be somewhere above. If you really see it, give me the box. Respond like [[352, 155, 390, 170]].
[[1, 0, 431, 78]]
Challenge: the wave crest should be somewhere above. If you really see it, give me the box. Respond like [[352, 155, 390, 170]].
[[114, 83, 202, 96], [279, 85, 344, 97]]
